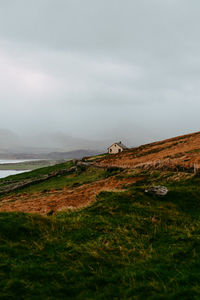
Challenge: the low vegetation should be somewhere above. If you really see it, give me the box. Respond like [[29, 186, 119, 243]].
[[0, 162, 108, 198], [0, 160, 200, 299], [0, 160, 59, 171], [0, 161, 74, 182]]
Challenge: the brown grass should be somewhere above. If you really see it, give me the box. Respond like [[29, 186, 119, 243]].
[[97, 131, 200, 171], [0, 176, 144, 214]]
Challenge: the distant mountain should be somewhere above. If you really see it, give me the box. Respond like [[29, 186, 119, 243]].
[[42, 150, 101, 160], [0, 129, 105, 159], [0, 129, 109, 154], [0, 149, 101, 160], [0, 128, 137, 159], [0, 129, 21, 150], [23, 132, 109, 152]]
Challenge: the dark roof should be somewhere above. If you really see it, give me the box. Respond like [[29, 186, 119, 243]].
[[108, 141, 128, 150]]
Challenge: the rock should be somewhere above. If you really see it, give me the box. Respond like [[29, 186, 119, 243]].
[[73, 159, 79, 165], [77, 161, 90, 166], [145, 185, 168, 196], [69, 166, 78, 172]]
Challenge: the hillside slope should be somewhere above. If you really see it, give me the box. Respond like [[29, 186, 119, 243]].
[[96, 131, 200, 172], [0, 169, 200, 299], [0, 133, 200, 298], [1, 131, 200, 215]]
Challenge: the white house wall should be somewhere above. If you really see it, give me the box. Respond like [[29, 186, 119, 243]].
[[108, 144, 123, 154]]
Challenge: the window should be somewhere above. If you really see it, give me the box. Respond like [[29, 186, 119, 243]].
[[110, 149, 112, 153], [118, 149, 121, 153]]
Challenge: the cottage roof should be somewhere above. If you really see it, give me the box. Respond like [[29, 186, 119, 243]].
[[108, 141, 128, 150]]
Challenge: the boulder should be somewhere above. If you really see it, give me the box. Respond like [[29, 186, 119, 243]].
[[69, 166, 78, 172], [145, 185, 168, 196], [72, 159, 79, 165]]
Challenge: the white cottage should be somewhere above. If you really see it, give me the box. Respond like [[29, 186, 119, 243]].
[[108, 141, 128, 154]]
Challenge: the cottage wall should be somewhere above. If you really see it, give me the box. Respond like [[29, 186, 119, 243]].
[[108, 144, 123, 154]]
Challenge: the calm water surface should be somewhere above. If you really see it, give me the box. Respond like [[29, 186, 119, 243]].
[[0, 159, 31, 179], [0, 170, 30, 179], [0, 159, 32, 164]]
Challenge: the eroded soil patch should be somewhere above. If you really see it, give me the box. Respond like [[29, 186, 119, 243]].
[[0, 176, 143, 215]]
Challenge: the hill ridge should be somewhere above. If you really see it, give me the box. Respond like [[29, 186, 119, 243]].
[[96, 130, 200, 172]]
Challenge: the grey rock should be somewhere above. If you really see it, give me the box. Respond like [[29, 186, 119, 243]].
[[145, 185, 168, 196], [72, 159, 79, 165], [69, 166, 78, 172]]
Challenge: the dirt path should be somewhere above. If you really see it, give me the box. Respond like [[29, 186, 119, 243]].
[[0, 176, 143, 215]]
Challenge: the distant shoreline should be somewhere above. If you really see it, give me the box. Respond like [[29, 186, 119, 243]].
[[0, 160, 65, 171]]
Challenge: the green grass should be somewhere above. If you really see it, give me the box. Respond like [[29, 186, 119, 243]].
[[15, 166, 107, 194], [0, 168, 200, 299], [0, 161, 73, 183], [0, 161, 75, 197], [0, 162, 120, 196]]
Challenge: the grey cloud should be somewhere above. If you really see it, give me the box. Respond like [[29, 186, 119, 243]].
[[0, 0, 200, 149]]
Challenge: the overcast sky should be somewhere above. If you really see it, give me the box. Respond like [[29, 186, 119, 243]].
[[0, 0, 200, 146]]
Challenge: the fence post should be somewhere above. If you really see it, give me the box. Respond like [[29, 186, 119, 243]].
[[194, 163, 198, 174]]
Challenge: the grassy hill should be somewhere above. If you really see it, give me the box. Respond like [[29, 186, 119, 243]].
[[0, 133, 200, 299], [95, 131, 200, 172]]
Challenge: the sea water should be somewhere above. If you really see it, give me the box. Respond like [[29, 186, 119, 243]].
[[0, 159, 31, 179], [0, 170, 30, 179]]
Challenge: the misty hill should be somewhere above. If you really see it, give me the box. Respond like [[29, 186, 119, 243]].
[[0, 129, 111, 158], [0, 124, 157, 156], [0, 129, 21, 150], [0, 149, 100, 160]]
